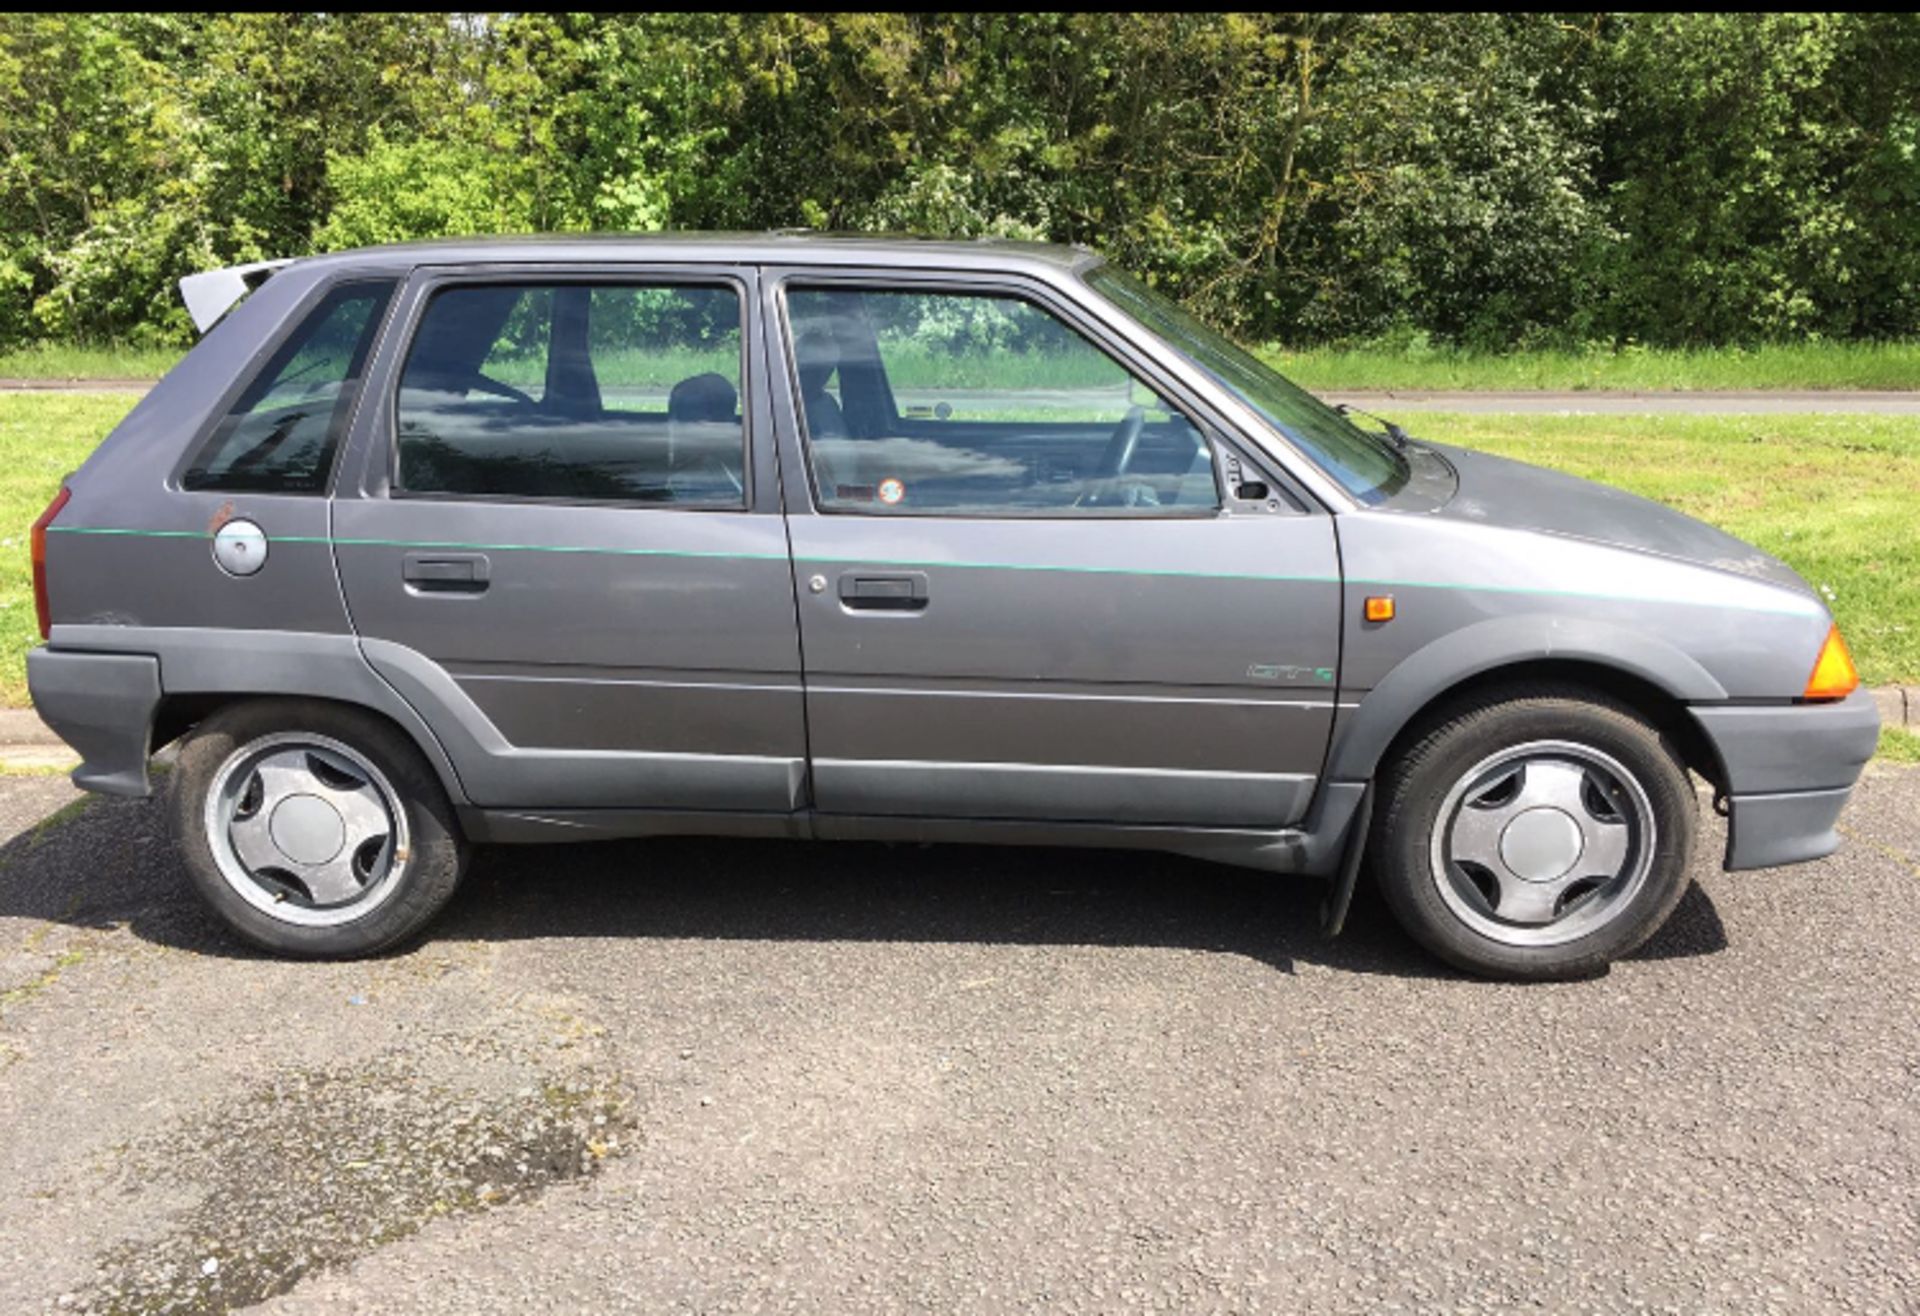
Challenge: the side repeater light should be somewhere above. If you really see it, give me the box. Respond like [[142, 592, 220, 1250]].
[[1804, 624, 1859, 701], [1364, 595, 1395, 623]]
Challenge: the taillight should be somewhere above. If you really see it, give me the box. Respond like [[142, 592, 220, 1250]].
[[31, 485, 71, 641], [1803, 623, 1860, 701]]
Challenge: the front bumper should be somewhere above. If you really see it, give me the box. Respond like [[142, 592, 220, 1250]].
[[25, 646, 160, 797], [1690, 688, 1880, 871]]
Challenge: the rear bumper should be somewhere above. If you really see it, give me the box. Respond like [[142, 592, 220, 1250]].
[[25, 646, 160, 797], [1690, 689, 1879, 871]]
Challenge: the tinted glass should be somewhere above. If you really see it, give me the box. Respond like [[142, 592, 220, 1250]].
[[787, 288, 1216, 516], [1083, 266, 1406, 502], [182, 281, 393, 493], [396, 282, 745, 505]]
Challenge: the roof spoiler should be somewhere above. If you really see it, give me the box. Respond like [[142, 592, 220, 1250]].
[[178, 258, 294, 334]]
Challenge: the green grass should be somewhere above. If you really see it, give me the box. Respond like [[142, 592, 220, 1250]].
[[10, 337, 1920, 393], [0, 342, 182, 382], [1260, 339, 1920, 393], [483, 345, 741, 392], [0, 395, 1915, 709], [1407, 413, 1920, 686], [0, 393, 143, 703], [1877, 727, 1920, 764]]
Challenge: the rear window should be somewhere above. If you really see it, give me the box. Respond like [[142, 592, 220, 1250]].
[[182, 281, 394, 494]]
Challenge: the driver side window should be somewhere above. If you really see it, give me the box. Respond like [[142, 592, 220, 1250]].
[[787, 287, 1219, 516]]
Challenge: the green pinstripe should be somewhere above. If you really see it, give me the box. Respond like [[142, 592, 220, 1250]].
[[45, 523, 1824, 616]]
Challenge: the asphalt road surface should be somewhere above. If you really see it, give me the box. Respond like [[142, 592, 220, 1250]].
[[1, 766, 1915, 1314]]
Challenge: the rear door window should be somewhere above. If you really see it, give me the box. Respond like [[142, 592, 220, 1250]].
[[182, 280, 394, 493], [394, 282, 746, 506]]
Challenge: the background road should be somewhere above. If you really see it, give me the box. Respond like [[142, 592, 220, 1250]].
[[1, 767, 1915, 1313]]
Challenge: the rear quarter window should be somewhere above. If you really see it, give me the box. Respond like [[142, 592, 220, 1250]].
[[182, 280, 395, 494]]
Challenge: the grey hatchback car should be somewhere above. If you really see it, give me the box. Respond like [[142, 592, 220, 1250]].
[[27, 235, 1879, 978]]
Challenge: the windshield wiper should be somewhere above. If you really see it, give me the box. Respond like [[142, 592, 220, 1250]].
[[1334, 402, 1413, 451]]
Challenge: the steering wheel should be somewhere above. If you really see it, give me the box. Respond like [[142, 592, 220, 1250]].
[[1094, 405, 1146, 480], [1075, 406, 1146, 507]]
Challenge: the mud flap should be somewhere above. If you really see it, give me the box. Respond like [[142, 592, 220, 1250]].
[[1319, 781, 1374, 937]]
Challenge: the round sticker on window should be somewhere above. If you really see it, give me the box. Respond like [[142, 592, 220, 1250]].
[[877, 477, 905, 506]]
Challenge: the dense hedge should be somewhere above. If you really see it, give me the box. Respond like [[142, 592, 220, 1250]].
[[3, 12, 1917, 349]]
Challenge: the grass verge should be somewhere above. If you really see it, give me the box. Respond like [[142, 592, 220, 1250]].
[[1876, 727, 1920, 764], [0, 395, 1914, 703], [0, 342, 182, 382], [1262, 339, 1920, 393], [0, 393, 145, 703], [1406, 413, 1920, 686], [7, 338, 1920, 393]]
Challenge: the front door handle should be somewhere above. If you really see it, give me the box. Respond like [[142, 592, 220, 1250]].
[[838, 571, 928, 612], [403, 551, 490, 594]]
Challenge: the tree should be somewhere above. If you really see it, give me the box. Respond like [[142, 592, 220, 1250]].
[[3, 12, 1919, 349]]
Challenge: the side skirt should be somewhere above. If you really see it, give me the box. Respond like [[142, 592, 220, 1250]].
[[458, 780, 1371, 878]]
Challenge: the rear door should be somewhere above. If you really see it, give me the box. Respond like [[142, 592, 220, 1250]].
[[766, 268, 1342, 830], [333, 263, 806, 812]]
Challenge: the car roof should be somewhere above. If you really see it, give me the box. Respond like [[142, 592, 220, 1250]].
[[291, 231, 1103, 278]]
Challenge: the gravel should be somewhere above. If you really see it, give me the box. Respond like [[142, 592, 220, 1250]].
[[1, 765, 1916, 1313]]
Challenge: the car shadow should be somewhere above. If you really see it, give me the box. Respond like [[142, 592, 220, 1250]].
[[0, 792, 1727, 979]]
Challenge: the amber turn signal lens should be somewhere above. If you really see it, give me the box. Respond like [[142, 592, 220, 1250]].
[[1803, 624, 1859, 701], [1364, 595, 1395, 623]]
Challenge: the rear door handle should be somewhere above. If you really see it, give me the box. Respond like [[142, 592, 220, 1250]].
[[403, 551, 490, 593], [838, 571, 928, 611]]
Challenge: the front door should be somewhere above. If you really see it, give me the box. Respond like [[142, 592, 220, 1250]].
[[333, 265, 806, 813], [768, 272, 1341, 830]]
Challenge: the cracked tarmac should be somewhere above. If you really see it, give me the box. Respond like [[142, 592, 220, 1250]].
[[1, 765, 1916, 1313]]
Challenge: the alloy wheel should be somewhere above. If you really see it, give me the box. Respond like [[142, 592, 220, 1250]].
[[202, 732, 410, 928], [1428, 739, 1656, 948]]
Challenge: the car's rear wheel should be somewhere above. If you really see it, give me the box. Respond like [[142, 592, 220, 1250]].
[[1370, 685, 1696, 980], [170, 699, 468, 958]]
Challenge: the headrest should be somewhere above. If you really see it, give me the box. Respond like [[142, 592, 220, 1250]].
[[793, 329, 841, 380], [668, 372, 738, 423]]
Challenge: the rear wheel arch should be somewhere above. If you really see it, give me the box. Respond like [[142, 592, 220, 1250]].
[[154, 691, 469, 807]]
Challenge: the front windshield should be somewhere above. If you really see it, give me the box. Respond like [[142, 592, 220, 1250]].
[[1084, 266, 1406, 502]]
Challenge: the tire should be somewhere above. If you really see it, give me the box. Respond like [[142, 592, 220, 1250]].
[[169, 698, 469, 958], [1369, 683, 1696, 981]]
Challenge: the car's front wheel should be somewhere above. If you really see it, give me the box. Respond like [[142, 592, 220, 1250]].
[[170, 699, 468, 958], [1370, 685, 1696, 980]]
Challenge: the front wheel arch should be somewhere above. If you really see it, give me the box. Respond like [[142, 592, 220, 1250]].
[[1326, 614, 1728, 788], [1362, 660, 1729, 801]]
